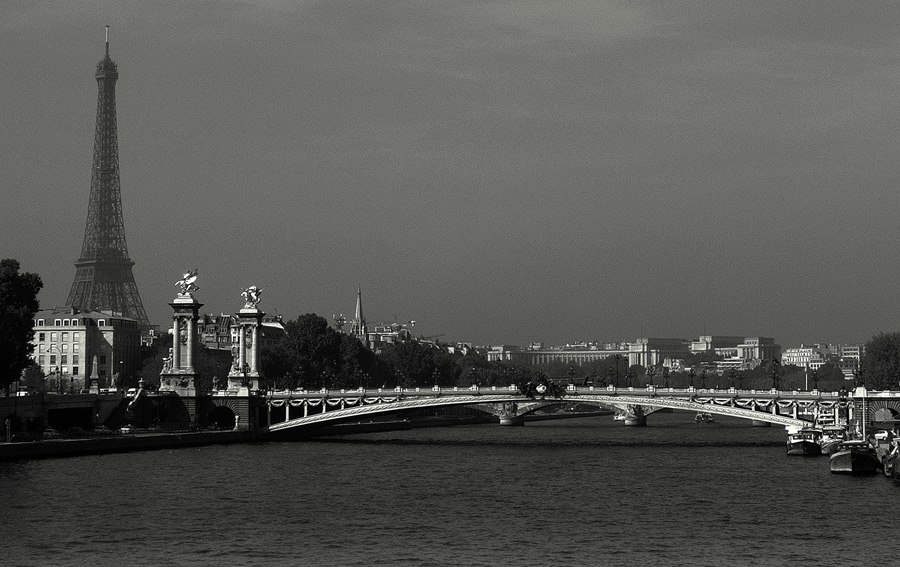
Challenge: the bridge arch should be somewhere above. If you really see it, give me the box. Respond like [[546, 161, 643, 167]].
[[209, 405, 237, 430], [266, 392, 811, 434]]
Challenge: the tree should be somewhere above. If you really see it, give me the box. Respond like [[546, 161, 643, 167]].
[[334, 332, 387, 389], [20, 362, 44, 394], [813, 362, 846, 392], [262, 314, 342, 390], [0, 259, 43, 393], [860, 332, 900, 390], [380, 341, 441, 387]]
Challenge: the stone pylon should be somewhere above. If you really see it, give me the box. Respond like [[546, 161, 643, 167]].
[[228, 286, 265, 394], [159, 279, 203, 397]]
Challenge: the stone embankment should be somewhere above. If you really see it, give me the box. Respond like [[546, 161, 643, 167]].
[[0, 430, 255, 461]]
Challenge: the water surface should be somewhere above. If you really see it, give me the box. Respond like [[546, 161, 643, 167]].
[[1, 413, 891, 566]]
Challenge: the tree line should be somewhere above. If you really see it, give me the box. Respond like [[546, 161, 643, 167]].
[[241, 313, 872, 394]]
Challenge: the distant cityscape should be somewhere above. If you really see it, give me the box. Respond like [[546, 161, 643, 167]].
[[29, 294, 864, 393]]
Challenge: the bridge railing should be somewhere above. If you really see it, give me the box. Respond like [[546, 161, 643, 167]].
[[262, 384, 858, 401]]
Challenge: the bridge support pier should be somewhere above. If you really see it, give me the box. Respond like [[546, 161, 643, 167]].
[[624, 404, 646, 427], [499, 415, 525, 426], [497, 402, 524, 426]]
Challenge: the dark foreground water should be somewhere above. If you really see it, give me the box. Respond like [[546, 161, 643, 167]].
[[1, 412, 895, 566]]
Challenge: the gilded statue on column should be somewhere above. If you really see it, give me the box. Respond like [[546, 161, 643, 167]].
[[241, 285, 262, 308], [175, 269, 199, 295]]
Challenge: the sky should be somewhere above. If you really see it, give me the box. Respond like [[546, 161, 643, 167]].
[[3, 1, 900, 349]]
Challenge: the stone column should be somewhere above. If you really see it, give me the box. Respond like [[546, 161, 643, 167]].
[[185, 314, 196, 373], [238, 325, 247, 373], [171, 317, 181, 370], [251, 323, 260, 373]]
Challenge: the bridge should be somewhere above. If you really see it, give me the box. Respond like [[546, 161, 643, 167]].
[[262, 385, 900, 435]]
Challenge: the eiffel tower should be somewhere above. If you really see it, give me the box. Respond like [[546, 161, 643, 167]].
[[66, 28, 149, 327]]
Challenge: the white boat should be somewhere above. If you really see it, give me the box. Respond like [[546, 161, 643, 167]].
[[786, 428, 822, 456]]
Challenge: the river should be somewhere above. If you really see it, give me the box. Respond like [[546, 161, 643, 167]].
[[0, 412, 894, 566]]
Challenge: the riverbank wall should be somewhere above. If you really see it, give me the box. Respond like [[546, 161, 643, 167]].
[[0, 430, 255, 461]]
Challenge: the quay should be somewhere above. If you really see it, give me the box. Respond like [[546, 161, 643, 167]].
[[0, 430, 254, 461]]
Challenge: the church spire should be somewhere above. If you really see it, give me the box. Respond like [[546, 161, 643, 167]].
[[354, 286, 365, 325], [351, 286, 369, 347]]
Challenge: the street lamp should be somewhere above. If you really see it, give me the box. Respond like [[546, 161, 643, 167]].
[[46, 344, 65, 394]]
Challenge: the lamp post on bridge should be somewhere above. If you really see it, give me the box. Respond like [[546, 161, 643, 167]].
[[646, 366, 657, 387]]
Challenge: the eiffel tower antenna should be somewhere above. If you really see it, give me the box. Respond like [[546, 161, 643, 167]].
[[66, 28, 150, 327]]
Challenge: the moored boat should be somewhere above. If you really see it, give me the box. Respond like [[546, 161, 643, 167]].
[[829, 440, 881, 475], [818, 425, 846, 455], [786, 428, 823, 456], [881, 442, 898, 478]]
